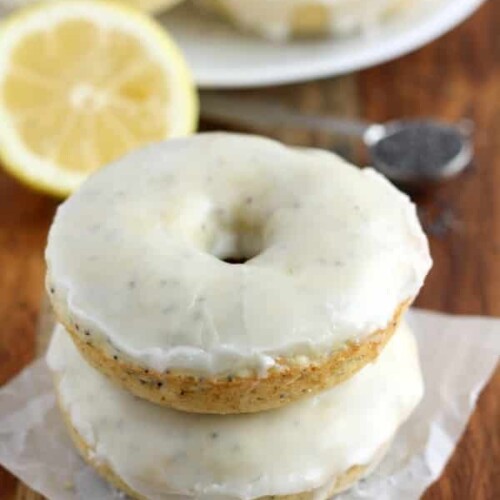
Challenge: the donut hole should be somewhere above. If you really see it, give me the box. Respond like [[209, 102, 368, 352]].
[[212, 219, 264, 264], [161, 196, 266, 264], [223, 255, 249, 265], [209, 209, 265, 265]]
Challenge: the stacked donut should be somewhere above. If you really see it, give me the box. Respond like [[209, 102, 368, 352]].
[[45, 133, 432, 499]]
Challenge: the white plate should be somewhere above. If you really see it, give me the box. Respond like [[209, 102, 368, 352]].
[[160, 0, 484, 88]]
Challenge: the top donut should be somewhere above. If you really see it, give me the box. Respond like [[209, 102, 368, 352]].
[[45, 133, 431, 413]]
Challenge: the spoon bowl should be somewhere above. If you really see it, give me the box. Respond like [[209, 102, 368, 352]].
[[364, 119, 474, 188]]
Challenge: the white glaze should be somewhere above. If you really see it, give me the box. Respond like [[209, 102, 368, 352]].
[[46, 133, 431, 375], [48, 322, 423, 500], [197, 0, 409, 41]]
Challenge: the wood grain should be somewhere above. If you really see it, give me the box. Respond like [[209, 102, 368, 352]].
[[357, 1, 500, 498], [0, 173, 57, 498], [1, 0, 499, 498]]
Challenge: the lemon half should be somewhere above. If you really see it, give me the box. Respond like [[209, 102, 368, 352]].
[[0, 0, 198, 196]]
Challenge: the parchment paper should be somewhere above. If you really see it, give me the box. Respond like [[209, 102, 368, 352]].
[[0, 309, 499, 500]]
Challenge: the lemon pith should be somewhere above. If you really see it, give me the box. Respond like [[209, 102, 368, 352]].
[[122, 0, 185, 13]]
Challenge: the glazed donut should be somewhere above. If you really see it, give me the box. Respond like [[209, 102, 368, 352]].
[[45, 133, 431, 413], [47, 321, 423, 500], [195, 0, 410, 41]]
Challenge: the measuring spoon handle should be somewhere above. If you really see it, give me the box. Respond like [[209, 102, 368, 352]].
[[201, 93, 372, 138]]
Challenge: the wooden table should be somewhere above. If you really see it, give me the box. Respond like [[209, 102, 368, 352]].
[[1, 1, 498, 498]]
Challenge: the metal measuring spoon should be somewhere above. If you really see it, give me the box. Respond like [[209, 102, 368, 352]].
[[201, 93, 473, 188]]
